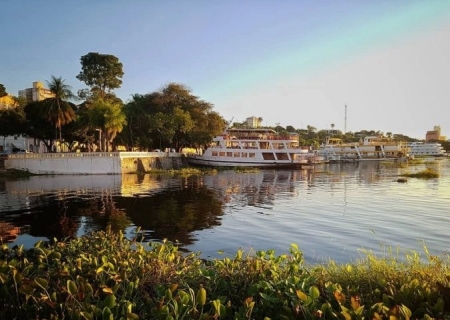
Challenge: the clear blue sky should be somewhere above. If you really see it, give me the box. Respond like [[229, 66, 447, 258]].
[[2, 0, 450, 139]]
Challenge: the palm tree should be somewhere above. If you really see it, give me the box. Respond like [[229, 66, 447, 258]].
[[42, 76, 77, 146], [89, 98, 126, 151]]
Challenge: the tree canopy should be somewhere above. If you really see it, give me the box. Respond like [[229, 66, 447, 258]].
[[122, 83, 226, 151], [42, 76, 77, 141], [76, 52, 124, 98]]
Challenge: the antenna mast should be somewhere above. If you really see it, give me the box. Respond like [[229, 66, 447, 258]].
[[344, 104, 347, 135]]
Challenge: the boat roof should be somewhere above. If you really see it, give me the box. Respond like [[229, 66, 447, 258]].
[[227, 128, 277, 134]]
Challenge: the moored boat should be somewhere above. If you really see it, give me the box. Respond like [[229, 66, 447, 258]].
[[318, 136, 410, 162], [187, 128, 320, 168], [407, 142, 448, 157]]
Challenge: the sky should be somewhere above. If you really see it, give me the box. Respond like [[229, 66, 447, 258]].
[[1, 0, 450, 139]]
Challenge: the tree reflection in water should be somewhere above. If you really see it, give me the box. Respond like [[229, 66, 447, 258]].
[[1, 170, 311, 248]]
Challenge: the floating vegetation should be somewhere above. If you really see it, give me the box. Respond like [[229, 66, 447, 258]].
[[143, 167, 217, 176], [381, 158, 424, 168], [396, 177, 408, 183], [233, 166, 259, 173], [0, 168, 36, 178], [402, 168, 439, 179]]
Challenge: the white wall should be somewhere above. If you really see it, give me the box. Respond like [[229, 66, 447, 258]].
[[5, 153, 122, 174]]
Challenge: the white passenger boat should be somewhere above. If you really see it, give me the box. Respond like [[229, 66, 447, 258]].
[[187, 128, 321, 168], [407, 142, 448, 157], [318, 136, 410, 162]]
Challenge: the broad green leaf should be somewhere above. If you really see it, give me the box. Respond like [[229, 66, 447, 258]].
[[196, 286, 206, 306], [296, 289, 307, 302], [67, 280, 78, 295], [309, 286, 320, 300], [103, 294, 117, 308], [34, 277, 48, 290]]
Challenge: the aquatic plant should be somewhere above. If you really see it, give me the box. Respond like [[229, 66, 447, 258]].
[[1, 229, 449, 318], [402, 168, 439, 179]]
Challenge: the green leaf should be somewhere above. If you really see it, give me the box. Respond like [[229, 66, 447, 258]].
[[67, 280, 78, 295], [80, 311, 94, 320], [13, 269, 23, 284], [34, 277, 48, 290], [309, 286, 320, 300], [296, 289, 308, 302], [196, 286, 206, 306], [103, 294, 117, 309], [102, 307, 113, 320]]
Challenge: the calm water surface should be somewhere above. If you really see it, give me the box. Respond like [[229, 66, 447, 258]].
[[1, 160, 449, 263]]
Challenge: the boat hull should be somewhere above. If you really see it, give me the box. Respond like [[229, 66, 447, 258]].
[[187, 156, 303, 168]]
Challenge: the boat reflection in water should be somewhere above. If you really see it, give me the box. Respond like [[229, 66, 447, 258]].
[[0, 160, 449, 263]]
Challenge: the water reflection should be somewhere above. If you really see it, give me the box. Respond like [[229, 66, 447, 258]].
[[1, 160, 449, 263]]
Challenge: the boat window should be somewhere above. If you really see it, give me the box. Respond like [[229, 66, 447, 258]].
[[276, 153, 289, 160], [249, 153, 255, 158], [227, 152, 232, 157], [241, 152, 247, 158], [234, 152, 240, 157], [219, 152, 225, 157], [212, 151, 218, 157], [262, 152, 275, 160]]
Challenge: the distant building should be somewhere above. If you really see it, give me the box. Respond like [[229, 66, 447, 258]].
[[0, 135, 47, 153], [18, 81, 54, 103], [246, 116, 262, 128], [0, 95, 17, 110], [426, 125, 446, 142]]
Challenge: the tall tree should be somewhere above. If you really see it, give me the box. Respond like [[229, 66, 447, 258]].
[[76, 52, 124, 98], [0, 84, 7, 97], [42, 76, 77, 143]]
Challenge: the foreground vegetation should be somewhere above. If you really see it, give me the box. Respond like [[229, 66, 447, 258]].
[[1, 229, 450, 319]]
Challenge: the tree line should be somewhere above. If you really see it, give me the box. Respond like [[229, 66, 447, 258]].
[[0, 52, 226, 152], [1, 51, 446, 152]]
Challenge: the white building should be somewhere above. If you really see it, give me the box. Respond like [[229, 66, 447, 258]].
[[246, 116, 262, 128], [18, 81, 54, 103], [0, 135, 47, 153]]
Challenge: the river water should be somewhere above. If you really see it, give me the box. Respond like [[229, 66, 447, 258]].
[[1, 160, 449, 263]]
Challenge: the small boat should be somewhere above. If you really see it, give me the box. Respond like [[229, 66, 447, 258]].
[[318, 136, 410, 162], [187, 128, 320, 168]]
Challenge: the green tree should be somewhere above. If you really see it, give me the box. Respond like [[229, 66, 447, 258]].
[[0, 107, 26, 147], [76, 52, 124, 98], [89, 98, 126, 151], [122, 83, 225, 151], [42, 76, 77, 144], [24, 101, 56, 152], [0, 84, 7, 97]]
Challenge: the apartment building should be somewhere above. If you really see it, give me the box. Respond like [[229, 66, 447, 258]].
[[426, 125, 447, 142], [18, 81, 54, 103]]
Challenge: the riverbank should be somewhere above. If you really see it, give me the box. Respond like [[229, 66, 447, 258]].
[[0, 229, 448, 319]]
